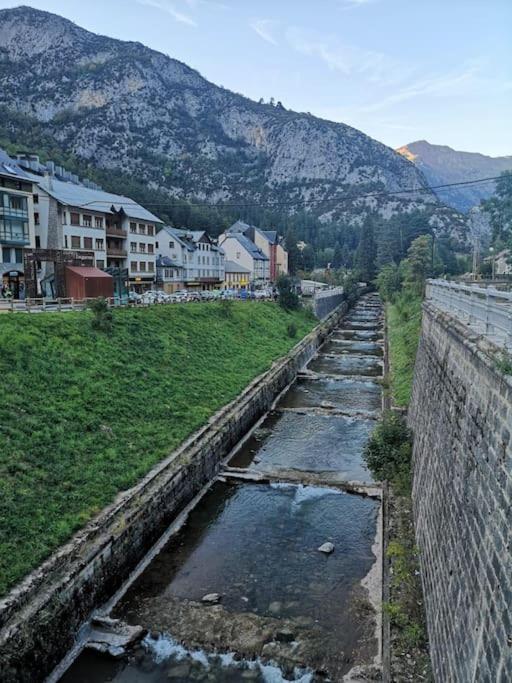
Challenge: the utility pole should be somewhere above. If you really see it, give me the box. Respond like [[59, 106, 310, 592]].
[[472, 238, 480, 280]]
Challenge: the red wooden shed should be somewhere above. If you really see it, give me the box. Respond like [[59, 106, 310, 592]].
[[65, 266, 114, 300]]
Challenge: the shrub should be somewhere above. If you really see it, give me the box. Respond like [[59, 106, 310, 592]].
[[218, 298, 234, 318], [286, 321, 298, 338], [364, 411, 412, 491], [277, 275, 300, 311], [495, 352, 512, 375], [87, 297, 113, 333]]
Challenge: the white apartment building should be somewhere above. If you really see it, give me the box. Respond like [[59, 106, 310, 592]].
[[15, 160, 163, 291], [218, 232, 270, 284], [156, 226, 225, 291]]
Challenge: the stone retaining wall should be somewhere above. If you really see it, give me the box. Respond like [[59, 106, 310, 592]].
[[0, 297, 358, 682], [408, 302, 512, 682]]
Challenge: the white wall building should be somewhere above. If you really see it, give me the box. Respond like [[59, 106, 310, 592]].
[[156, 226, 225, 291], [218, 232, 270, 285]]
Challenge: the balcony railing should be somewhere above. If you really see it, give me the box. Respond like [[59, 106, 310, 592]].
[[426, 279, 512, 351], [107, 247, 127, 257], [106, 227, 127, 238], [0, 230, 30, 245]]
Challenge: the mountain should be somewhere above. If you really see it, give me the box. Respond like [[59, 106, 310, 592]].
[[397, 140, 512, 213], [0, 6, 466, 241]]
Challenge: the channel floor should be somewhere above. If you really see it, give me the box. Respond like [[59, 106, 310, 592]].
[[59, 294, 385, 683]]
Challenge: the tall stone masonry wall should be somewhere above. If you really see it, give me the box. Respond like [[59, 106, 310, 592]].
[[408, 302, 512, 682]]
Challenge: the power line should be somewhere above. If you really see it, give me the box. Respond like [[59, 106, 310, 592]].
[[81, 174, 501, 212]]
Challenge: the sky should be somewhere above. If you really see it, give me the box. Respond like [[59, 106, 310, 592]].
[[1, 0, 511, 156]]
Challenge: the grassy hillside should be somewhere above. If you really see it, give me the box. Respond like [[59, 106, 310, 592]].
[[387, 296, 422, 406], [0, 302, 315, 595]]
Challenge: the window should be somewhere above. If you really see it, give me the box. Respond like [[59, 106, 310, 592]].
[[131, 261, 138, 272], [33, 194, 39, 204], [148, 225, 154, 236], [148, 262, 154, 272], [70, 212, 80, 226], [35, 236, 41, 248], [169, 241, 174, 249], [156, 241, 159, 249], [130, 242, 137, 253], [236, 252, 241, 259], [83, 214, 92, 227], [139, 243, 146, 253], [95, 216, 103, 228], [139, 224, 146, 235], [95, 238, 104, 250], [96, 259, 105, 269], [34, 212, 39, 225], [15, 248, 23, 263], [130, 222, 137, 233], [71, 235, 81, 249], [147, 244, 154, 254], [64, 235, 68, 248], [140, 261, 146, 272], [84, 237, 93, 249]]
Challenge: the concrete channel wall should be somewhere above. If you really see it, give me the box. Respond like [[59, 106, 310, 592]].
[[0, 294, 364, 682], [408, 302, 512, 682]]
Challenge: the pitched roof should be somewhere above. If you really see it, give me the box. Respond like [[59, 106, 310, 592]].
[[224, 259, 251, 274], [23, 171, 163, 223], [232, 234, 269, 261], [156, 255, 183, 268], [0, 150, 32, 181], [262, 230, 278, 245]]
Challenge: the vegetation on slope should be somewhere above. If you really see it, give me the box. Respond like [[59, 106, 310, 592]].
[[387, 295, 422, 406], [0, 302, 314, 596]]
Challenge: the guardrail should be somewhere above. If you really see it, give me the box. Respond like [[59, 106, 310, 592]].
[[0, 297, 124, 313], [426, 279, 512, 351]]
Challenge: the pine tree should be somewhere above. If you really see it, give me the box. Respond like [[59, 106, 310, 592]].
[[354, 220, 377, 282], [285, 227, 300, 275]]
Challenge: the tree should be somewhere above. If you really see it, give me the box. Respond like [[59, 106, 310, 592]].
[[277, 275, 300, 310], [405, 234, 433, 295], [354, 220, 377, 282], [376, 263, 402, 301], [285, 227, 301, 275]]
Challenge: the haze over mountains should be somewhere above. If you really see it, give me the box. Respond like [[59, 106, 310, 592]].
[[397, 140, 512, 213], [0, 6, 466, 239]]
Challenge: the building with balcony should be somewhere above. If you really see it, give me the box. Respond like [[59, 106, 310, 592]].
[[4, 152, 163, 292], [0, 151, 36, 298], [156, 226, 225, 291]]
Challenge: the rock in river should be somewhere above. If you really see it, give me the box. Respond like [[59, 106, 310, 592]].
[[317, 542, 335, 554], [201, 592, 221, 604]]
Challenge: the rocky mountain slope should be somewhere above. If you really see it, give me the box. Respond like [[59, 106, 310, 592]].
[[0, 6, 465, 238], [397, 140, 512, 213]]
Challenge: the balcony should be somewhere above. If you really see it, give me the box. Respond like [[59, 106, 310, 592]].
[[106, 246, 127, 257], [106, 226, 127, 238], [0, 229, 30, 246]]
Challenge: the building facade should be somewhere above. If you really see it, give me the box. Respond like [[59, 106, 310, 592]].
[[0, 154, 36, 298], [156, 226, 225, 291], [218, 232, 270, 285], [220, 220, 287, 283], [223, 260, 251, 290]]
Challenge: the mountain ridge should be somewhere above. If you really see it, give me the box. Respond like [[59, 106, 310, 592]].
[[0, 5, 466, 240], [397, 140, 512, 213]]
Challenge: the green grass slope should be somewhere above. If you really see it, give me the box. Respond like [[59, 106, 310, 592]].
[[0, 302, 314, 595], [387, 295, 422, 407]]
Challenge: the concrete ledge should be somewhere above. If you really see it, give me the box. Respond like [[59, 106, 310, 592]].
[[0, 296, 361, 682]]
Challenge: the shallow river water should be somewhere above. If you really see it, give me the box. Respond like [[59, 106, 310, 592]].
[[59, 294, 384, 683]]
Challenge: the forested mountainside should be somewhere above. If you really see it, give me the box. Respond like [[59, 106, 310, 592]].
[[0, 6, 467, 247], [397, 140, 512, 213]]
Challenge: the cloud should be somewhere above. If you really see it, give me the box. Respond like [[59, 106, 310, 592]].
[[251, 19, 279, 46], [136, 0, 197, 26], [360, 60, 486, 112], [286, 27, 412, 86]]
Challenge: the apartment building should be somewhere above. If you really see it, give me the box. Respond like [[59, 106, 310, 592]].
[[218, 232, 270, 284], [9, 153, 163, 292], [220, 220, 287, 283], [0, 151, 36, 298], [223, 260, 251, 290], [156, 226, 225, 292]]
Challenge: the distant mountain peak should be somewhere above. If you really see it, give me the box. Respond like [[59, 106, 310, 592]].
[[397, 140, 512, 212]]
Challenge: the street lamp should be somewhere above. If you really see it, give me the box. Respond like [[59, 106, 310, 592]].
[[489, 247, 495, 281]]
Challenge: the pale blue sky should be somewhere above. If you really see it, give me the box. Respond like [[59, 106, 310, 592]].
[[2, 0, 511, 155]]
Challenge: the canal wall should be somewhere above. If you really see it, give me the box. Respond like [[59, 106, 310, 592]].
[[313, 286, 345, 319], [0, 294, 363, 682], [408, 302, 512, 682]]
